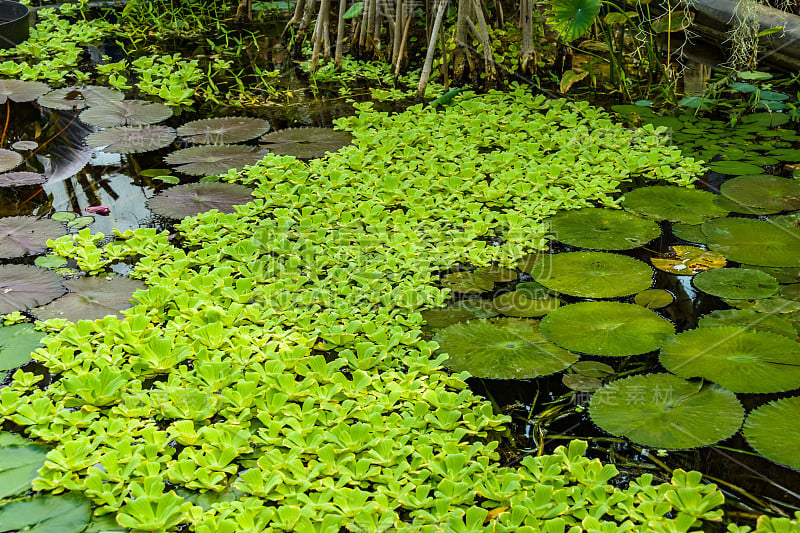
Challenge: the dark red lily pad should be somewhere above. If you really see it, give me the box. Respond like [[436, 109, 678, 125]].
[[0, 216, 66, 259], [177, 117, 271, 144], [0, 80, 50, 104], [32, 275, 146, 322], [85, 126, 177, 154], [37, 86, 124, 110], [0, 172, 45, 187], [147, 182, 253, 219], [0, 265, 66, 314], [260, 127, 354, 159], [79, 100, 173, 127], [163, 145, 268, 176]]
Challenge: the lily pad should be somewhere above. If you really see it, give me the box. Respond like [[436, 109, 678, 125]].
[[529, 251, 653, 298], [660, 326, 800, 393], [671, 223, 707, 244], [725, 296, 800, 315], [147, 182, 254, 219], [0, 265, 65, 315], [743, 397, 800, 470], [514, 281, 556, 299], [693, 268, 779, 299], [622, 186, 728, 224], [164, 145, 268, 176], [421, 299, 499, 328], [571, 360, 615, 378], [0, 433, 48, 499], [440, 272, 494, 294], [545, 208, 661, 250], [0, 216, 66, 258], [741, 112, 791, 127], [589, 373, 744, 449], [634, 289, 674, 309], [719, 175, 800, 213], [0, 493, 91, 533], [474, 266, 518, 282], [34, 254, 67, 269], [0, 149, 22, 173], [540, 301, 675, 356], [260, 127, 354, 159], [0, 324, 44, 371], [702, 218, 800, 267], [433, 318, 578, 379], [32, 275, 146, 322], [86, 125, 177, 154], [698, 309, 798, 339], [707, 161, 765, 175], [37, 86, 124, 110], [0, 80, 50, 104], [0, 172, 45, 187], [10, 141, 37, 152], [741, 264, 800, 284], [177, 117, 271, 144], [492, 292, 561, 317], [780, 284, 800, 301], [79, 99, 173, 127]]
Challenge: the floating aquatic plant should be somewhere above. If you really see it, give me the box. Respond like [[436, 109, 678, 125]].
[[0, 172, 45, 187], [440, 271, 494, 294], [11, 141, 38, 151], [706, 161, 765, 175], [32, 275, 146, 322], [492, 291, 561, 317], [698, 309, 798, 339], [177, 117, 271, 144], [0, 216, 65, 259], [421, 299, 498, 328], [147, 182, 253, 219], [37, 86, 124, 110], [651, 246, 727, 276], [660, 326, 800, 393], [0, 265, 65, 314], [540, 301, 675, 356], [693, 267, 779, 300], [545, 207, 661, 250], [0, 493, 91, 533], [79, 99, 173, 127], [719, 175, 800, 214], [743, 397, 800, 470], [634, 289, 674, 309], [622, 185, 728, 224], [0, 324, 44, 371], [671, 223, 707, 244], [0, 149, 22, 173], [163, 145, 267, 176], [0, 432, 48, 499], [589, 373, 744, 449], [85, 125, 177, 154], [0, 80, 50, 104], [529, 251, 653, 298], [260, 127, 354, 159], [433, 318, 578, 379], [702, 217, 800, 267]]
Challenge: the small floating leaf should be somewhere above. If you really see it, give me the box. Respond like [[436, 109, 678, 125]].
[[260, 127, 354, 159], [32, 275, 146, 322], [780, 284, 800, 301], [0, 216, 66, 259], [34, 254, 67, 269], [66, 216, 94, 229], [693, 268, 779, 300], [177, 117, 271, 144], [50, 211, 77, 222], [530, 251, 653, 298], [634, 289, 674, 309], [707, 161, 765, 175], [514, 281, 556, 299], [545, 208, 661, 250], [0, 172, 45, 187], [0, 324, 44, 371], [622, 185, 728, 224], [164, 145, 267, 176], [0, 149, 22, 173], [589, 373, 744, 449], [563, 373, 602, 392], [0, 265, 66, 315], [421, 299, 499, 328], [671, 223, 707, 244], [743, 397, 800, 470], [147, 182, 253, 219], [741, 264, 800, 284], [474, 266, 518, 282], [571, 360, 615, 378], [702, 218, 800, 267], [79, 99, 173, 127], [0, 80, 50, 104], [660, 326, 800, 393], [698, 309, 798, 339], [741, 112, 790, 127], [86, 125, 177, 154], [540, 301, 675, 356], [433, 318, 578, 379], [11, 141, 38, 151]]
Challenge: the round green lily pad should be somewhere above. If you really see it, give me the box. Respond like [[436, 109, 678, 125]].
[[540, 301, 675, 356], [529, 251, 653, 298], [780, 284, 800, 301], [474, 266, 518, 282], [634, 289, 674, 309], [744, 397, 800, 470], [545, 208, 661, 250], [440, 272, 494, 294], [693, 268, 779, 300], [671, 223, 707, 244], [433, 318, 578, 379], [622, 186, 728, 225], [698, 309, 798, 339], [589, 373, 744, 449], [702, 218, 800, 267], [707, 161, 765, 175], [660, 326, 800, 393], [492, 292, 561, 317], [421, 299, 499, 328], [725, 296, 800, 314], [740, 264, 800, 284], [741, 112, 791, 127], [571, 360, 615, 378], [720, 175, 800, 213], [514, 281, 557, 299], [710, 196, 777, 219], [0, 324, 44, 371], [563, 373, 602, 392]]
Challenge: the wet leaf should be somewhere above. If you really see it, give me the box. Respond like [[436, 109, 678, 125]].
[[147, 182, 253, 219], [79, 99, 173, 127], [0, 216, 66, 258], [0, 172, 45, 187], [86, 125, 177, 154], [0, 80, 50, 103], [0, 265, 66, 315], [260, 127, 354, 159], [164, 145, 267, 176], [32, 275, 146, 322], [0, 149, 22, 173], [177, 117, 271, 144], [0, 324, 44, 371], [651, 245, 726, 275]]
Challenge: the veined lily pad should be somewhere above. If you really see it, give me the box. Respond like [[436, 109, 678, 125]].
[[540, 301, 675, 356], [660, 326, 800, 393], [693, 268, 779, 299], [707, 161, 765, 175], [571, 360, 615, 378], [720, 175, 800, 213], [164, 145, 267, 176], [780, 284, 800, 301], [634, 289, 674, 309], [37, 86, 124, 110], [0, 324, 44, 371], [743, 397, 800, 470], [563, 373, 602, 392], [514, 281, 556, 299], [474, 266, 518, 282], [0, 433, 48, 499], [32, 275, 146, 322], [86, 126, 177, 154], [702, 218, 800, 267], [260, 127, 354, 159], [0, 149, 22, 173], [79, 100, 173, 127], [741, 264, 800, 284], [0, 216, 66, 258], [545, 208, 661, 250], [589, 373, 744, 449], [671, 223, 708, 244], [11, 141, 38, 151], [713, 194, 775, 216], [433, 318, 578, 379], [441, 272, 494, 294], [741, 112, 791, 127], [147, 182, 253, 219], [0, 80, 50, 104], [421, 299, 499, 328], [0, 265, 66, 314], [177, 117, 271, 144], [492, 292, 561, 317], [622, 186, 728, 224], [698, 309, 798, 339], [0, 172, 45, 187], [725, 296, 800, 315], [530, 251, 653, 298], [0, 493, 91, 533]]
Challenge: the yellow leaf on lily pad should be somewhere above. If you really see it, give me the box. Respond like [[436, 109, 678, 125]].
[[651, 245, 726, 275]]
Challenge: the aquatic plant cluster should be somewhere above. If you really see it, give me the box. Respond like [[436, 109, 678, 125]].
[[0, 87, 767, 531]]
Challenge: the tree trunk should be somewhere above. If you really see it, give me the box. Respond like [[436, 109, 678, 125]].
[[519, 0, 536, 74], [391, 0, 404, 64], [310, 0, 331, 70], [394, 7, 414, 76], [335, 0, 346, 66], [417, 0, 449, 98], [452, 0, 473, 82], [471, 0, 498, 86]]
